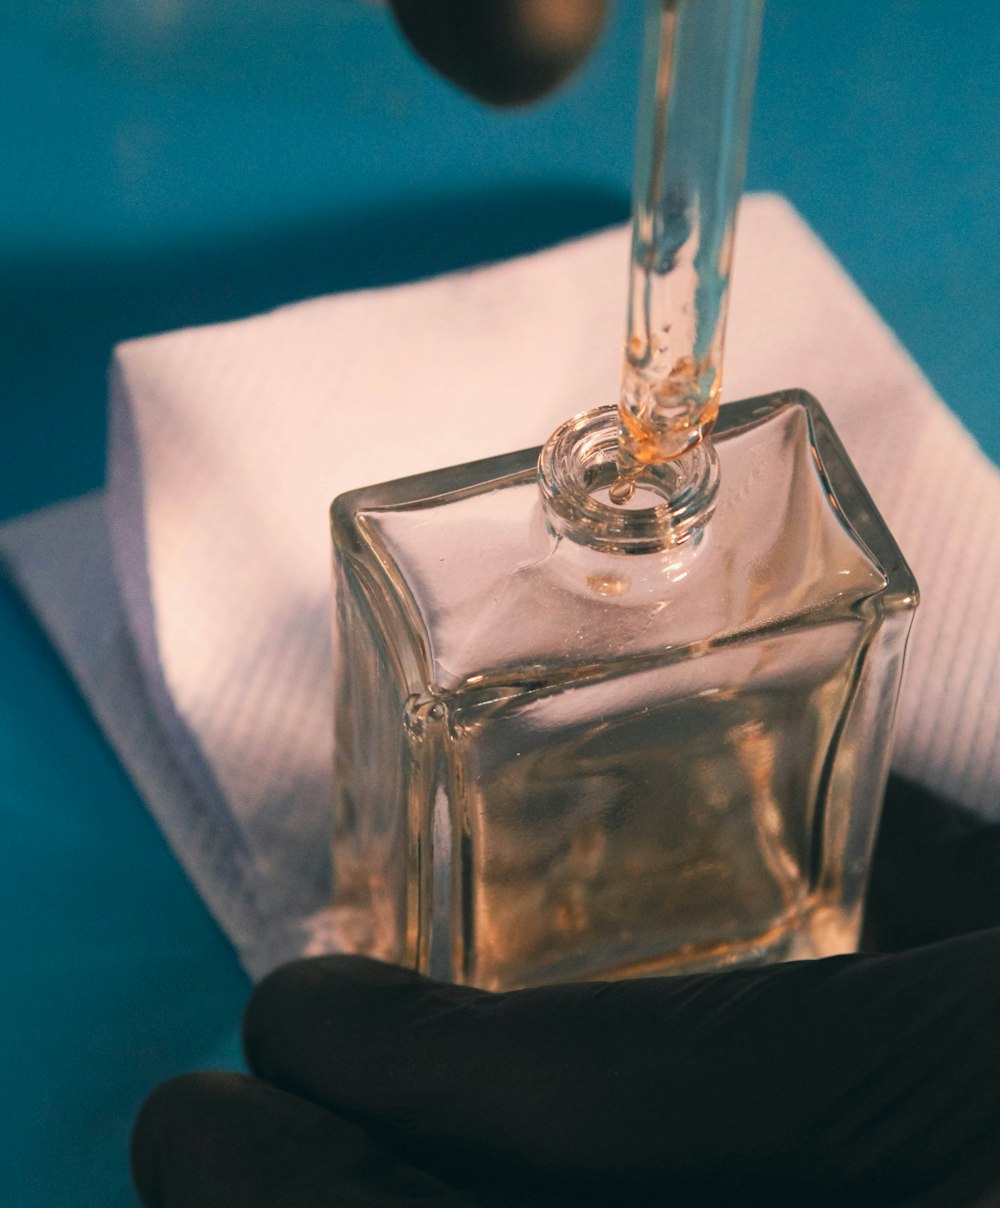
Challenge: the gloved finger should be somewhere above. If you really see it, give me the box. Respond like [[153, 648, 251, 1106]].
[[130, 1070, 477, 1207], [385, 0, 610, 106], [245, 942, 1000, 1206], [866, 774, 1000, 951]]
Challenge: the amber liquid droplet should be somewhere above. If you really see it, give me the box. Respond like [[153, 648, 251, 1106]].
[[609, 476, 637, 506]]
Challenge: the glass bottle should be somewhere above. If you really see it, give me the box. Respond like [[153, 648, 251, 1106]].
[[329, 0, 918, 991]]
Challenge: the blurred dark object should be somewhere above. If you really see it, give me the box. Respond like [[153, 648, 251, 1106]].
[[866, 773, 1000, 952], [386, 0, 610, 105]]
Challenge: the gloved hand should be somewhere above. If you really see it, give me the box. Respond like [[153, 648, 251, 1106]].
[[131, 777, 1000, 1207], [384, 0, 610, 106]]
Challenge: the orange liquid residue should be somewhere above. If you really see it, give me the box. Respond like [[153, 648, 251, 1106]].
[[610, 356, 721, 504]]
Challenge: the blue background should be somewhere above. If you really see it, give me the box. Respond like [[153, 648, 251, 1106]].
[[0, 2, 996, 1204]]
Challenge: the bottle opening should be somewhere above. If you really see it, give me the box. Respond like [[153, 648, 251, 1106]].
[[537, 406, 719, 553]]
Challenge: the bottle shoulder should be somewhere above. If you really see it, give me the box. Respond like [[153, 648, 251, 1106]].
[[334, 394, 916, 697]]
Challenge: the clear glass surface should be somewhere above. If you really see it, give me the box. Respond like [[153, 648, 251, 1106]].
[[330, 393, 918, 990]]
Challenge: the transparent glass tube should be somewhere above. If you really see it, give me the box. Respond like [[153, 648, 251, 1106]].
[[618, 0, 764, 474]]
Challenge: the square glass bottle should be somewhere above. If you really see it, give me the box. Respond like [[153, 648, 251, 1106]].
[[330, 392, 917, 990], [328, 0, 918, 990]]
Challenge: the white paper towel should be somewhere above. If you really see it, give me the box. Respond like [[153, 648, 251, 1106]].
[[2, 194, 998, 978]]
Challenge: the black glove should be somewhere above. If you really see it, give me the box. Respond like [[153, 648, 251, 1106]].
[[132, 777, 1000, 1207], [385, 0, 610, 106]]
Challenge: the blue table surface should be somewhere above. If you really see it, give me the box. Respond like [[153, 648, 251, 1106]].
[[1, 3, 997, 1204]]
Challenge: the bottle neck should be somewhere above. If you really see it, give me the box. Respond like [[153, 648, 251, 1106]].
[[538, 406, 719, 555]]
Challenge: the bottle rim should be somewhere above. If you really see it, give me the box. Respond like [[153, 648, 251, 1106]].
[[536, 406, 719, 554]]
